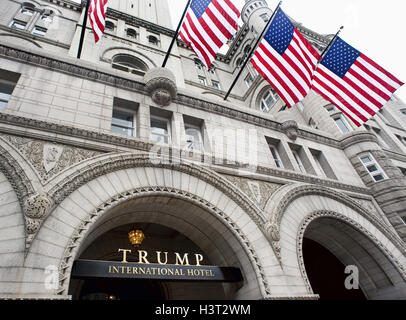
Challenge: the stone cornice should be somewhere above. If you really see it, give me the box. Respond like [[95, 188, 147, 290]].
[[43, 0, 81, 11]]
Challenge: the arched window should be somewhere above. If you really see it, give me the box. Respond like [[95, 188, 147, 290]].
[[112, 54, 149, 76], [236, 58, 243, 68], [41, 9, 54, 23], [260, 89, 278, 113], [126, 28, 137, 39], [148, 35, 159, 45], [21, 2, 35, 16], [194, 59, 203, 70]]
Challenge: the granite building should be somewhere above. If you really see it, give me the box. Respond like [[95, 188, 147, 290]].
[[0, 0, 406, 300]]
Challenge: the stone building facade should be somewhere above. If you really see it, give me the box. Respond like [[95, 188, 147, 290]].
[[0, 0, 405, 300]]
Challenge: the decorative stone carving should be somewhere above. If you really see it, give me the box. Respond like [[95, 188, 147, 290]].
[[1, 135, 102, 182], [144, 67, 177, 106], [24, 193, 52, 219], [224, 174, 282, 210], [281, 120, 299, 141]]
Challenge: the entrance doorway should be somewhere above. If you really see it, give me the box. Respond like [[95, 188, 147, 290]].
[[79, 278, 165, 300]]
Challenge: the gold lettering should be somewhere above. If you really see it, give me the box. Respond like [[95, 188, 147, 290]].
[[139, 267, 145, 274], [167, 268, 174, 276], [118, 248, 132, 263], [187, 269, 194, 276], [112, 266, 119, 274], [161, 268, 168, 276], [174, 269, 180, 276], [133, 267, 138, 274], [138, 250, 150, 264], [175, 252, 190, 266], [195, 254, 204, 266], [126, 267, 131, 274], [156, 251, 168, 265]]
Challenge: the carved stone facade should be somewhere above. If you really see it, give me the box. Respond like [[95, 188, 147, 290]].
[[0, 0, 405, 301]]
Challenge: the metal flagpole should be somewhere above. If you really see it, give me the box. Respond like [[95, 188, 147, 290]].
[[224, 1, 282, 101], [320, 26, 344, 59], [77, 0, 91, 59], [162, 0, 192, 68]]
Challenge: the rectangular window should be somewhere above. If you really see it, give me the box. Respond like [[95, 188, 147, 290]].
[[150, 117, 170, 144], [360, 153, 388, 182], [289, 144, 317, 175], [32, 27, 47, 37], [211, 80, 220, 90], [326, 104, 338, 114], [10, 21, 26, 30], [334, 115, 352, 133], [292, 150, 306, 173], [245, 73, 254, 88], [0, 69, 20, 111], [265, 137, 293, 170], [110, 98, 138, 137], [198, 76, 207, 86], [309, 149, 337, 180], [269, 145, 283, 168], [183, 115, 206, 152]]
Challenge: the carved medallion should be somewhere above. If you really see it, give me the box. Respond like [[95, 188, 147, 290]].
[[43, 144, 64, 173]]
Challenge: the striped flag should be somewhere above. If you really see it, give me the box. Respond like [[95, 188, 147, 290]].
[[251, 8, 321, 107], [179, 0, 240, 69], [312, 37, 404, 126], [88, 0, 109, 43]]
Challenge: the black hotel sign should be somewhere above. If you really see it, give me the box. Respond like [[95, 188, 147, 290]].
[[72, 260, 243, 282]]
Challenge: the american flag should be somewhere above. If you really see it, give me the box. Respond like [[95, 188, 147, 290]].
[[313, 37, 404, 127], [251, 8, 320, 107], [88, 0, 109, 43], [179, 0, 240, 69]]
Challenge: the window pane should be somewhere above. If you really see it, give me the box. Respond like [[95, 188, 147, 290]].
[[367, 165, 378, 173], [0, 101, 7, 110], [151, 119, 168, 134], [360, 156, 372, 164], [112, 110, 133, 127], [151, 133, 169, 144], [335, 117, 350, 133], [11, 21, 26, 30], [111, 125, 133, 137], [373, 174, 384, 182], [185, 127, 202, 151]]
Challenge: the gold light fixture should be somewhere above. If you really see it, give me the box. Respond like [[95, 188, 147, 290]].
[[128, 227, 145, 247]]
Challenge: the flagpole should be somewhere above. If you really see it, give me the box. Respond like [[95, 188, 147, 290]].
[[162, 0, 192, 68], [224, 1, 282, 101], [320, 26, 344, 59], [77, 0, 91, 59]]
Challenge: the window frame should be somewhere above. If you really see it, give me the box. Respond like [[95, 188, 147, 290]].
[[110, 106, 137, 137], [10, 20, 26, 30], [185, 123, 204, 152], [150, 115, 171, 144], [292, 150, 306, 173], [334, 115, 352, 133], [260, 89, 277, 113], [32, 26, 47, 37], [359, 153, 388, 182], [269, 145, 283, 168]]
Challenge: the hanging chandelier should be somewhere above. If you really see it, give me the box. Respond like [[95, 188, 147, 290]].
[[128, 227, 145, 247]]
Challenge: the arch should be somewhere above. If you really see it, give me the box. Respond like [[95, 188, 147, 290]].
[[23, 160, 280, 299], [112, 54, 149, 76], [101, 47, 157, 70], [265, 183, 406, 299]]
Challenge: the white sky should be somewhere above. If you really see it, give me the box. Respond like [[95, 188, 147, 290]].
[[169, 0, 406, 102], [69, 0, 405, 101]]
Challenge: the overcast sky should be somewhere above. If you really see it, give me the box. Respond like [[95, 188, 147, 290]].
[[168, 0, 406, 102], [70, 0, 405, 101]]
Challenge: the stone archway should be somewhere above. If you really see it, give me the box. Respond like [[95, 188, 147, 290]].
[[265, 183, 406, 299], [21, 155, 282, 299]]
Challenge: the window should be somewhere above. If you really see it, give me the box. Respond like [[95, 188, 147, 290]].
[[208, 66, 216, 75], [360, 154, 387, 182], [0, 69, 20, 111], [112, 54, 149, 76], [195, 59, 203, 70], [269, 145, 283, 168], [292, 150, 306, 173], [260, 13, 269, 22], [185, 125, 203, 151], [41, 10, 54, 23], [198, 76, 207, 86], [21, 3, 35, 16], [150, 117, 171, 144], [211, 80, 220, 90], [10, 21, 26, 30], [401, 109, 406, 115], [245, 73, 254, 88], [325, 104, 338, 114], [309, 149, 337, 179], [105, 21, 115, 31], [308, 118, 317, 129], [110, 98, 138, 137], [32, 27, 47, 37], [126, 28, 137, 39], [334, 115, 352, 133], [148, 35, 159, 45], [261, 89, 277, 113]]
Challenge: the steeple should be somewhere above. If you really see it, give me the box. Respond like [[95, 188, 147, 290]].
[[108, 0, 173, 29]]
